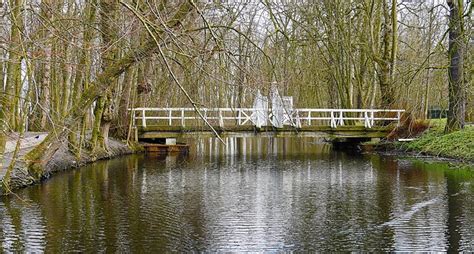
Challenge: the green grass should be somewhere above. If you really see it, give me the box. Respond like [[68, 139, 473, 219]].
[[400, 119, 474, 161]]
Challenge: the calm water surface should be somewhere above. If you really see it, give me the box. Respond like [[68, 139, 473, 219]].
[[1, 137, 473, 252]]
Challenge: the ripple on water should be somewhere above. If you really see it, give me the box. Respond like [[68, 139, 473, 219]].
[[0, 201, 47, 252], [0, 141, 473, 252]]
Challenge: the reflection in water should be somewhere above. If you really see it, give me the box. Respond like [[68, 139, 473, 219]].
[[0, 137, 473, 252]]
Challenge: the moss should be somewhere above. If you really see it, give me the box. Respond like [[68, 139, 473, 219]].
[[399, 119, 474, 161], [127, 141, 144, 152]]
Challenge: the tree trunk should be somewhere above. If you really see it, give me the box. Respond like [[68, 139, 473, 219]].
[[5, 0, 24, 131], [25, 2, 193, 178], [445, 0, 465, 133], [378, 0, 396, 108], [422, 7, 435, 119], [69, 0, 97, 155], [115, 67, 135, 139], [91, 0, 120, 152]]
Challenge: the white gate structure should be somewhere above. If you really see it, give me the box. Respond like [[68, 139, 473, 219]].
[[251, 90, 269, 128], [130, 107, 405, 129]]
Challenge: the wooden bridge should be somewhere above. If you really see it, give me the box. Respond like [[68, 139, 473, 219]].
[[130, 108, 405, 140]]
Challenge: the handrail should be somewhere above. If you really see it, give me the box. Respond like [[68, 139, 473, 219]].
[[128, 108, 405, 129]]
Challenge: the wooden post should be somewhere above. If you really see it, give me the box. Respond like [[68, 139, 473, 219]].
[[181, 109, 185, 127], [308, 111, 312, 125]]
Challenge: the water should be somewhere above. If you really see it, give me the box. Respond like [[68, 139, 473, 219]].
[[1, 137, 473, 252]]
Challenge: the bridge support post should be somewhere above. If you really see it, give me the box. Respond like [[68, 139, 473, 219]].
[[166, 138, 176, 145]]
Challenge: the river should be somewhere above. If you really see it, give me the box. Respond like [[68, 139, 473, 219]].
[[1, 137, 473, 252]]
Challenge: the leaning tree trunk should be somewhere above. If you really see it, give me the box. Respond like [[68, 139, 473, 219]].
[[90, 0, 120, 152], [24, 2, 194, 179], [69, 0, 97, 156], [445, 0, 465, 133]]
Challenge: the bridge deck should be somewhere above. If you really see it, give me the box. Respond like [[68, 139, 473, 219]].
[[137, 125, 393, 139], [131, 107, 403, 140]]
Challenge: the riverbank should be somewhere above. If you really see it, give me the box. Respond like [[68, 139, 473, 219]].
[[399, 125, 473, 162], [1, 137, 139, 195], [370, 120, 474, 163]]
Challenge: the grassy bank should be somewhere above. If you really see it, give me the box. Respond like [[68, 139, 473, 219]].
[[399, 119, 474, 162]]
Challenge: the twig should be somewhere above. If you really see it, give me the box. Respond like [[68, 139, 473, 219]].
[[120, 1, 226, 145]]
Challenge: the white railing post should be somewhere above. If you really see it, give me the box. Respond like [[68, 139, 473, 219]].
[[364, 111, 371, 128], [295, 109, 301, 128], [339, 111, 344, 126], [219, 109, 224, 127], [142, 109, 146, 128], [397, 111, 401, 126], [128, 107, 405, 130], [238, 109, 242, 125], [371, 111, 374, 127], [255, 108, 262, 128], [330, 111, 336, 128], [168, 109, 172, 126]]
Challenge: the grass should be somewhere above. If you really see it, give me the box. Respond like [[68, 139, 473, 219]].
[[400, 119, 474, 161]]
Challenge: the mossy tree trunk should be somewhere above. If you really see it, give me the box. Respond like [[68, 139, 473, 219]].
[[445, 0, 466, 133], [5, 0, 24, 131], [69, 0, 97, 156], [25, 2, 194, 178], [91, 0, 120, 152], [39, 0, 52, 130], [375, 0, 397, 109]]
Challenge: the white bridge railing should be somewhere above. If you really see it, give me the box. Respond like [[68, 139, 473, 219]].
[[130, 108, 405, 129]]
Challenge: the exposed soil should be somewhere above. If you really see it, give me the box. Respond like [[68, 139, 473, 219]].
[[1, 138, 136, 195]]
